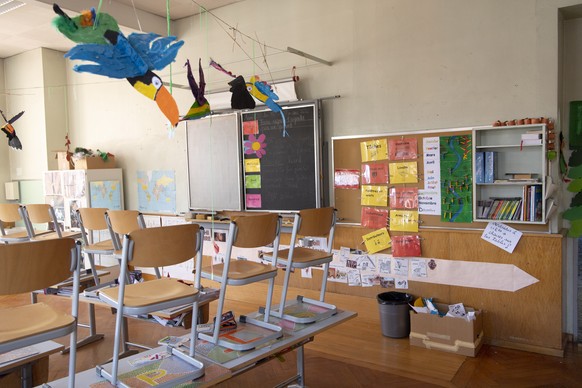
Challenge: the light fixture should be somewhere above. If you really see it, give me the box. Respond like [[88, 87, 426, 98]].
[[0, 1, 25, 16]]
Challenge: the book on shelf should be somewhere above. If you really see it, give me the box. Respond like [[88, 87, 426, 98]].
[[475, 152, 485, 184], [521, 133, 542, 140], [520, 139, 543, 147], [484, 151, 496, 183], [525, 129, 544, 135]]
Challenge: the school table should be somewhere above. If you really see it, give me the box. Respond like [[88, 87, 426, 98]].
[[46, 309, 357, 387], [0, 340, 64, 388]]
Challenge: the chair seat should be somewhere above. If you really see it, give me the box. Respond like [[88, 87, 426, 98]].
[[202, 260, 277, 280], [0, 302, 75, 344], [0, 230, 30, 242], [100, 278, 199, 308], [31, 230, 81, 241], [276, 247, 333, 268], [83, 239, 115, 254]]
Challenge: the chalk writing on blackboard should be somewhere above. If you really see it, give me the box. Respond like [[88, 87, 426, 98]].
[[481, 221, 522, 253]]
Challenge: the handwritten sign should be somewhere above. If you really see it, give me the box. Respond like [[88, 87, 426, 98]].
[[362, 228, 391, 254], [388, 161, 418, 184], [481, 222, 522, 253], [388, 138, 418, 160], [245, 158, 261, 173], [361, 163, 389, 184], [245, 193, 262, 208], [360, 139, 388, 162], [389, 210, 419, 232], [245, 174, 261, 189], [361, 185, 388, 206]]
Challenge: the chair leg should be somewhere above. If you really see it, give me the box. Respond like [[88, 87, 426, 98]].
[[189, 300, 199, 357], [68, 321, 78, 388], [320, 262, 330, 302], [277, 263, 293, 318], [211, 280, 229, 344], [263, 277, 275, 323]]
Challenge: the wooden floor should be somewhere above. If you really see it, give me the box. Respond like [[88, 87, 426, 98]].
[[2, 283, 582, 387]]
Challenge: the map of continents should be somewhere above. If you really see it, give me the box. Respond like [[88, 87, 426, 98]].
[[137, 170, 176, 213], [90, 180, 122, 210]]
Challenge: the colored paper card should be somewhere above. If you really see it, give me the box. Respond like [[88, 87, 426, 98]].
[[361, 185, 388, 206], [243, 120, 259, 135], [389, 210, 419, 232], [361, 163, 389, 184], [389, 162, 418, 184], [360, 139, 388, 162], [334, 169, 360, 189], [362, 228, 391, 254], [481, 221, 522, 253], [391, 235, 422, 257], [389, 187, 418, 209], [245, 158, 261, 173], [246, 193, 262, 208], [245, 174, 261, 189], [361, 207, 389, 229], [389, 138, 418, 160]]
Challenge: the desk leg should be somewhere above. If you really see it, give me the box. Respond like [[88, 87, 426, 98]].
[[62, 303, 104, 354], [19, 364, 32, 388], [296, 345, 305, 387]]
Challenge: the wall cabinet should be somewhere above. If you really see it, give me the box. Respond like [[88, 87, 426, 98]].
[[472, 124, 554, 225]]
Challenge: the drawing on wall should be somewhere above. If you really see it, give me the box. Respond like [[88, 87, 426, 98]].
[[137, 170, 176, 213], [439, 135, 473, 222]]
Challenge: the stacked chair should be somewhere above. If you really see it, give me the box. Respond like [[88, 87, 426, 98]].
[[19, 204, 81, 241], [0, 203, 42, 243], [199, 213, 283, 351], [96, 223, 206, 386]]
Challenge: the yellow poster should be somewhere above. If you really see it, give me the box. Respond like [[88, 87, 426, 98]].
[[361, 185, 388, 206], [362, 228, 392, 254], [360, 139, 388, 162], [389, 210, 419, 232], [389, 161, 418, 184], [245, 158, 261, 173]]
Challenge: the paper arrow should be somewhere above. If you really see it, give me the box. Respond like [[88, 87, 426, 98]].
[[410, 258, 538, 292]]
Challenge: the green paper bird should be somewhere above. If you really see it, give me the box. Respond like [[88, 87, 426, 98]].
[[52, 3, 119, 44]]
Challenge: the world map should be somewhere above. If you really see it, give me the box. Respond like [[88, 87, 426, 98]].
[[90, 180, 122, 210], [137, 170, 176, 213]]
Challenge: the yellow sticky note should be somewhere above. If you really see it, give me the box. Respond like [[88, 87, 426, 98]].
[[245, 158, 261, 173], [360, 139, 388, 162], [389, 210, 419, 232], [389, 161, 418, 184], [361, 185, 388, 206], [362, 228, 392, 254]]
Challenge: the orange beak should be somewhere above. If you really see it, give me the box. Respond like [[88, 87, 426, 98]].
[[155, 85, 180, 127]]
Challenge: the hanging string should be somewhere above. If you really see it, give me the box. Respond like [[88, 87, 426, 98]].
[[130, 0, 143, 32], [166, 0, 173, 95], [94, 0, 103, 28]]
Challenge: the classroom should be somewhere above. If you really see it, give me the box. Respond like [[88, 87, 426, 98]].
[[1, 0, 582, 386]]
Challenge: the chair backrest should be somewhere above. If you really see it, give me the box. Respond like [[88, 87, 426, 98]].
[[0, 203, 23, 236], [297, 207, 336, 237], [78, 208, 109, 231], [106, 210, 144, 250], [231, 213, 281, 248], [125, 223, 203, 268], [20, 204, 62, 238], [0, 238, 77, 295]]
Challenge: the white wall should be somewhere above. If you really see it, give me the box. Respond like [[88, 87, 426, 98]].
[[0, 58, 8, 202], [12, 0, 582, 213]]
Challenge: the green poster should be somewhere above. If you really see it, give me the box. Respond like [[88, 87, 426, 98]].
[[440, 135, 473, 223]]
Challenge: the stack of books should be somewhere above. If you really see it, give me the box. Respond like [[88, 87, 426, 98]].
[[520, 130, 543, 147], [477, 197, 523, 221]]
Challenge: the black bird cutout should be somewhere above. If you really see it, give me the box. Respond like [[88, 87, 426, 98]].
[[0, 109, 24, 150]]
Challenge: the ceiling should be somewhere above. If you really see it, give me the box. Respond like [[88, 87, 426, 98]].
[[0, 0, 243, 59]]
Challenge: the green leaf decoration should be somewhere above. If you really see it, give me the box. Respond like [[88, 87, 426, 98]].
[[568, 164, 582, 179], [571, 192, 582, 207], [569, 149, 582, 166], [563, 206, 582, 220], [568, 220, 582, 237], [567, 178, 582, 192]]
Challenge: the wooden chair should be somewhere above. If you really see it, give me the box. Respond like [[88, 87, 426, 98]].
[[96, 224, 205, 386], [77, 207, 115, 285], [19, 204, 81, 241], [270, 207, 337, 323], [0, 238, 81, 388], [199, 213, 283, 351], [0, 203, 41, 243]]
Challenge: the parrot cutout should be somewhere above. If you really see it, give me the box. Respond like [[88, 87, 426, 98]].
[[209, 59, 255, 109], [247, 75, 287, 137], [52, 5, 183, 127], [181, 59, 210, 121], [0, 110, 24, 150]]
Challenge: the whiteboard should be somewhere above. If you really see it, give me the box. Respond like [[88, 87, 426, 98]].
[[186, 113, 243, 211]]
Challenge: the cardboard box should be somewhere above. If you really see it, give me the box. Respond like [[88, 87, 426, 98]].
[[74, 155, 116, 170], [409, 303, 483, 357], [55, 151, 73, 170]]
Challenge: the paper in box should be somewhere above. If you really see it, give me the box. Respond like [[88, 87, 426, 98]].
[[409, 303, 483, 357]]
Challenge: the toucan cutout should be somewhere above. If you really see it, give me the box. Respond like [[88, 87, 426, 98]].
[[0, 110, 24, 150]]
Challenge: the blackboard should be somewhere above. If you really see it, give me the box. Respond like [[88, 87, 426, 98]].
[[241, 101, 322, 211], [186, 113, 243, 211]]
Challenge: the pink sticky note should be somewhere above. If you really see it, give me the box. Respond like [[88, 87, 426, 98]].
[[246, 193, 262, 208]]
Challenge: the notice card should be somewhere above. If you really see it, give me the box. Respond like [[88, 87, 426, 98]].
[[362, 228, 391, 254], [389, 161, 418, 184], [391, 235, 422, 257], [245, 158, 261, 173], [389, 187, 418, 209], [246, 193, 262, 208], [389, 210, 419, 232], [361, 185, 388, 206], [481, 222, 522, 253], [388, 138, 418, 160], [243, 120, 259, 135], [361, 207, 389, 229], [245, 174, 261, 189], [360, 139, 388, 162], [334, 169, 360, 189], [361, 163, 389, 184]]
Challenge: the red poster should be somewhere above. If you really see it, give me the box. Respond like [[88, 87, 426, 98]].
[[389, 187, 418, 209], [388, 138, 418, 160], [361, 163, 389, 184], [243, 120, 259, 135], [391, 235, 421, 257], [361, 207, 389, 229], [334, 169, 360, 189]]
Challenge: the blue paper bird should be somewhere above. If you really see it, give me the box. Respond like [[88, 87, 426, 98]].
[[247, 76, 288, 137]]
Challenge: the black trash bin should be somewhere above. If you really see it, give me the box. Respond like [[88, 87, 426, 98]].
[[377, 291, 413, 338]]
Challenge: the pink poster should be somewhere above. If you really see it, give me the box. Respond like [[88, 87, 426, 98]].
[[361, 207, 389, 229], [246, 193, 262, 208], [361, 163, 389, 184], [391, 235, 422, 257], [388, 138, 418, 160], [389, 187, 419, 209]]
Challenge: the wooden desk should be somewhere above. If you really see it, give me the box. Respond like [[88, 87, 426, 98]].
[[0, 341, 64, 388], [46, 309, 357, 387]]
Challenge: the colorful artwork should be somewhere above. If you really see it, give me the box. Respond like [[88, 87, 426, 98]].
[[439, 135, 473, 222]]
